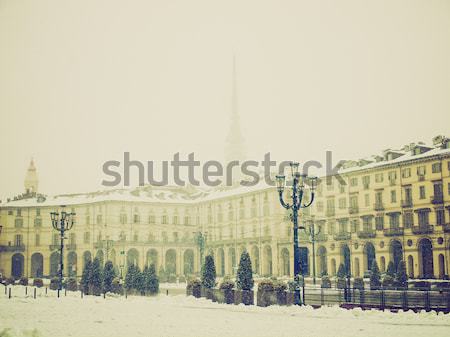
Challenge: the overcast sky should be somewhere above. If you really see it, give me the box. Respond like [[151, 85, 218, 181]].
[[0, 0, 449, 199]]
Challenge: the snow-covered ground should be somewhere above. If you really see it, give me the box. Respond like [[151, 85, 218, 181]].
[[0, 286, 449, 337]]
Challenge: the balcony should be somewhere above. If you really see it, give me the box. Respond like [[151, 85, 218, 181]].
[[333, 232, 351, 241], [348, 206, 359, 214], [315, 233, 328, 242], [383, 227, 404, 237], [373, 202, 384, 211], [431, 195, 443, 205], [357, 229, 376, 239], [411, 224, 434, 235], [0, 244, 25, 252], [401, 199, 413, 208]]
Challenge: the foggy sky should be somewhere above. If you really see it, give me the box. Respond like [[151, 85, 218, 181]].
[[1, 0, 449, 199]]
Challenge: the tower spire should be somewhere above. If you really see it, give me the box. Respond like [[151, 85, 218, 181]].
[[24, 158, 39, 194]]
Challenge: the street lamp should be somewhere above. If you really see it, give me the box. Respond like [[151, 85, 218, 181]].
[[50, 207, 75, 291], [276, 162, 317, 305], [193, 231, 207, 270]]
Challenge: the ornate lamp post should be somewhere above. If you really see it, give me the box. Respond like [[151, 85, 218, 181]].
[[194, 231, 207, 270], [276, 162, 317, 305], [303, 216, 321, 285], [50, 208, 75, 290]]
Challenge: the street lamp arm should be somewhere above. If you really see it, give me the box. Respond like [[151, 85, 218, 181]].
[[301, 192, 315, 208], [278, 192, 291, 209]]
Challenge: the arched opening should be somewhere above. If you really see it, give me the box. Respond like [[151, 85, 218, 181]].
[[165, 249, 176, 275], [364, 242, 376, 272], [330, 258, 336, 276], [341, 244, 351, 275], [407, 255, 414, 278], [50, 251, 60, 277], [380, 256, 386, 272], [262, 245, 272, 276], [354, 257, 360, 277], [317, 246, 327, 276], [183, 249, 194, 275], [251, 246, 260, 275], [299, 247, 309, 276], [390, 240, 403, 271], [438, 254, 445, 279], [96, 250, 104, 266], [418, 238, 434, 278], [67, 251, 77, 277], [31, 253, 43, 278], [228, 248, 236, 275], [83, 251, 92, 270], [11, 253, 24, 279], [127, 248, 139, 268], [281, 248, 290, 276], [146, 249, 158, 268]]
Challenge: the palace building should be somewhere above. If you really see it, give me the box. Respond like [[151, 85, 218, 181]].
[[0, 135, 449, 281]]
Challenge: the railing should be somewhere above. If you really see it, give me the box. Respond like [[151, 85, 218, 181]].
[[357, 230, 376, 239], [383, 227, 404, 237], [373, 202, 384, 211], [412, 225, 434, 235], [0, 244, 25, 252], [333, 232, 351, 241], [444, 224, 450, 233], [401, 199, 413, 208], [431, 195, 443, 205]]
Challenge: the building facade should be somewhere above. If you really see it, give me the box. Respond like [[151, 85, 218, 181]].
[[1, 136, 450, 281]]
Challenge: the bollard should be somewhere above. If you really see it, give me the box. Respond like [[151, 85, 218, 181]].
[[4, 285, 6, 295], [103, 292, 106, 299], [45, 287, 48, 295], [65, 289, 67, 296], [125, 290, 127, 299], [34, 288, 36, 299], [166, 289, 168, 296], [81, 290, 83, 298], [25, 287, 28, 296], [8, 288, 11, 299], [57, 289, 60, 298]]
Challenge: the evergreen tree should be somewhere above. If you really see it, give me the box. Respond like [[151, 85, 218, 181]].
[[201, 255, 216, 289], [395, 260, 408, 289], [386, 261, 396, 278], [370, 260, 381, 290], [125, 264, 136, 291], [144, 264, 159, 294], [90, 257, 103, 295], [134, 265, 145, 295], [80, 259, 92, 294], [236, 251, 254, 290], [103, 260, 116, 293]]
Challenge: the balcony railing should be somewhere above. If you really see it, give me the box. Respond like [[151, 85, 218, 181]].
[[357, 229, 376, 239], [431, 195, 443, 205], [315, 233, 328, 242], [411, 225, 434, 235], [373, 202, 384, 211], [0, 244, 25, 252], [444, 224, 450, 233], [348, 206, 359, 214], [333, 232, 351, 241], [383, 227, 404, 237], [401, 199, 413, 208]]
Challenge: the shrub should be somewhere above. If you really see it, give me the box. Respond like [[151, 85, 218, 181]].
[[337, 263, 346, 278], [19, 277, 28, 286], [321, 276, 331, 288], [80, 259, 92, 294], [125, 264, 137, 292], [111, 277, 123, 295], [33, 278, 44, 288], [382, 275, 394, 289], [336, 277, 347, 289], [219, 279, 235, 290], [353, 277, 364, 290], [370, 260, 381, 290], [186, 278, 202, 297], [4, 278, 15, 286], [90, 257, 103, 295], [273, 281, 287, 293], [288, 276, 304, 292], [236, 251, 253, 291], [201, 255, 216, 289], [50, 277, 60, 290], [395, 260, 408, 289], [257, 279, 274, 292], [65, 277, 78, 291]]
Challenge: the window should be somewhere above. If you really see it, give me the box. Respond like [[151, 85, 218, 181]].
[[375, 173, 384, 183], [15, 234, 23, 246], [364, 194, 370, 207], [84, 232, 90, 244], [436, 209, 445, 225], [326, 199, 335, 213], [375, 216, 384, 230], [34, 217, 42, 227], [362, 217, 372, 231], [16, 209, 22, 216], [391, 190, 397, 203], [418, 211, 429, 227], [120, 213, 127, 224], [389, 214, 400, 228], [69, 233, 76, 245], [184, 216, 190, 225], [96, 214, 102, 225], [338, 198, 346, 209], [173, 215, 178, 225], [419, 186, 426, 199], [35, 234, 40, 246], [432, 162, 442, 173], [350, 177, 358, 187], [403, 212, 413, 228], [148, 215, 155, 224], [401, 168, 411, 178], [349, 196, 358, 209], [417, 166, 426, 176], [36, 208, 41, 216], [404, 187, 412, 203], [162, 215, 167, 224], [433, 182, 443, 198], [388, 171, 397, 181], [362, 176, 370, 189], [375, 191, 383, 204]]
